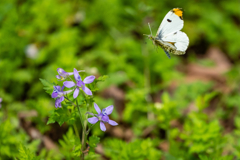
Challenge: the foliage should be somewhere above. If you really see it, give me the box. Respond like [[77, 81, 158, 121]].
[[104, 138, 161, 160], [58, 128, 82, 159], [0, 0, 240, 159], [18, 144, 40, 160]]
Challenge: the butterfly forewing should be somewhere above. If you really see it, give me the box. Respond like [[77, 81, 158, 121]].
[[156, 9, 184, 39]]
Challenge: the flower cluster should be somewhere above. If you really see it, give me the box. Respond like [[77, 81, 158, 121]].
[[50, 68, 118, 132], [63, 68, 95, 98], [51, 68, 95, 108], [51, 85, 73, 108]]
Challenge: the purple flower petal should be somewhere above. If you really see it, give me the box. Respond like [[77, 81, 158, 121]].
[[59, 96, 64, 103], [55, 101, 60, 108], [105, 105, 114, 115], [108, 120, 118, 126], [0, 98, 2, 103], [77, 80, 85, 88], [74, 68, 81, 81], [88, 117, 99, 124], [51, 92, 58, 98], [55, 98, 62, 108], [83, 76, 95, 84], [73, 88, 79, 99], [100, 122, 106, 131], [102, 115, 109, 122], [57, 68, 68, 75], [61, 85, 65, 91], [55, 96, 64, 108], [54, 86, 61, 91], [63, 81, 75, 88], [94, 103, 101, 114], [56, 75, 62, 79], [82, 86, 92, 95]]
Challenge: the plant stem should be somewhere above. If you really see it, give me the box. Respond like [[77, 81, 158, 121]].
[[75, 99, 86, 135], [64, 96, 83, 160], [64, 96, 76, 107], [73, 123, 80, 140], [86, 123, 95, 135], [81, 100, 92, 158], [75, 98, 90, 160], [68, 108, 80, 140]]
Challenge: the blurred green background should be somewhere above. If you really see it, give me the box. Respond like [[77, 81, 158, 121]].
[[0, 0, 240, 159]]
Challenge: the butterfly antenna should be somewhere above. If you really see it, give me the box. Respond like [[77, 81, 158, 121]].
[[148, 23, 153, 36]]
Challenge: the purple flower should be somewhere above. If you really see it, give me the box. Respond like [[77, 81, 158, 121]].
[[56, 68, 84, 81], [87, 103, 118, 132], [63, 68, 95, 98], [51, 85, 73, 108]]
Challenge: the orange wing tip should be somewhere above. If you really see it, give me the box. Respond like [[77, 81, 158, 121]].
[[172, 8, 183, 19]]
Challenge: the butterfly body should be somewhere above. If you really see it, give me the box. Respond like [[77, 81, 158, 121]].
[[147, 35, 185, 55], [145, 8, 189, 58]]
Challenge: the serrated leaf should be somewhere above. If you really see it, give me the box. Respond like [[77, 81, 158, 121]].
[[59, 128, 82, 159], [18, 144, 39, 160], [90, 87, 99, 92], [39, 78, 54, 95], [72, 144, 82, 157], [96, 75, 108, 82], [196, 91, 218, 110], [103, 138, 161, 159], [47, 107, 77, 126], [77, 92, 86, 105], [85, 153, 100, 160], [88, 135, 100, 152]]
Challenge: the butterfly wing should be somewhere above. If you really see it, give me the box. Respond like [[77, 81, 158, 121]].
[[156, 8, 184, 39], [161, 31, 189, 52]]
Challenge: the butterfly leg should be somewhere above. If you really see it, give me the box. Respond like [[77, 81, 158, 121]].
[[164, 50, 171, 59]]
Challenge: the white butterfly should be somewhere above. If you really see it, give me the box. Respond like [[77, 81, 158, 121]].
[[145, 8, 189, 59]]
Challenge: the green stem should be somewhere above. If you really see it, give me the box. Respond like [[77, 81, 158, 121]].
[[86, 123, 96, 135], [75, 99, 87, 135], [81, 100, 92, 158], [73, 123, 80, 140], [68, 108, 80, 140], [64, 96, 86, 133], [64, 96, 83, 160]]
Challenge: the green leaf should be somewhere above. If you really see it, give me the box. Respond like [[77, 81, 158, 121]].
[[103, 138, 161, 159], [59, 128, 81, 158], [72, 144, 82, 157], [96, 75, 108, 82], [18, 144, 39, 160], [90, 75, 109, 92], [88, 135, 100, 152], [47, 107, 77, 126], [196, 91, 218, 111], [39, 78, 55, 95]]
